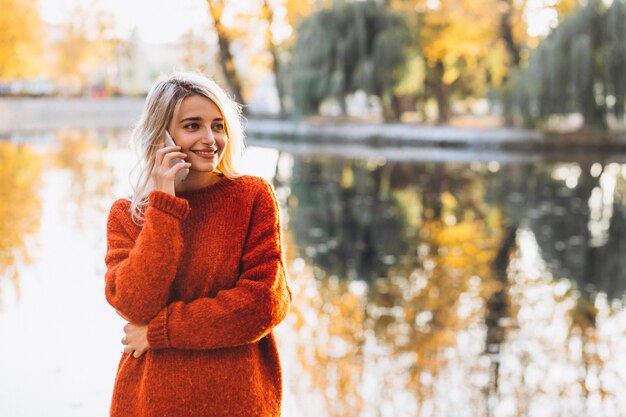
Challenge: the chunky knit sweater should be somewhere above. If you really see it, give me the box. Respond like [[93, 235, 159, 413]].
[[104, 175, 291, 417]]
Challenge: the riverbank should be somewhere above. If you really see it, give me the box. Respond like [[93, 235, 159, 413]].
[[1, 97, 623, 150]]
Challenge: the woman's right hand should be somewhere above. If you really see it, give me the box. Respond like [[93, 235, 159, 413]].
[[152, 144, 191, 196]]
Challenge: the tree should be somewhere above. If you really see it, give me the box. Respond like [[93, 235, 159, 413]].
[[506, 0, 626, 135], [293, 0, 410, 120], [419, 0, 509, 124], [498, 0, 526, 68], [206, 0, 247, 108], [53, 7, 93, 93], [551, 0, 581, 20], [254, 0, 318, 115], [603, 0, 626, 120], [52, 4, 121, 95], [0, 143, 42, 295], [259, 0, 287, 115], [0, 0, 42, 80], [180, 29, 211, 73], [116, 28, 141, 95]]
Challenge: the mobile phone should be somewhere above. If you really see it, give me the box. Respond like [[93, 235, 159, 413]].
[[164, 130, 189, 186]]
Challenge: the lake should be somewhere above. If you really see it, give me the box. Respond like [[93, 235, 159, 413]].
[[1, 129, 625, 417]]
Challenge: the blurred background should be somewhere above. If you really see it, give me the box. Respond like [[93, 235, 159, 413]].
[[1, 0, 626, 416]]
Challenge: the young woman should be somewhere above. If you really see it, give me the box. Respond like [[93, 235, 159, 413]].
[[104, 72, 291, 416]]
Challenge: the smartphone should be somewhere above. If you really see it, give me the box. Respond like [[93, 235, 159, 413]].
[[164, 130, 189, 186]]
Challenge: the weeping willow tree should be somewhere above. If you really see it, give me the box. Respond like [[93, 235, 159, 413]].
[[506, 0, 626, 136], [292, 0, 410, 121]]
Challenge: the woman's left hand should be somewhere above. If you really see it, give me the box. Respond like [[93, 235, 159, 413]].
[[121, 323, 150, 358]]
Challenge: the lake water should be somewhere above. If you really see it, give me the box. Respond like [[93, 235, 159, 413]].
[[1, 130, 626, 417]]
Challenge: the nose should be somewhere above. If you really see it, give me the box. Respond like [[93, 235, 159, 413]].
[[200, 126, 216, 145]]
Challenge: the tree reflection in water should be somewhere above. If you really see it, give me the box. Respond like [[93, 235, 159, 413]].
[[3, 137, 626, 415], [0, 130, 119, 305], [53, 129, 119, 230], [275, 154, 626, 417], [0, 142, 42, 303]]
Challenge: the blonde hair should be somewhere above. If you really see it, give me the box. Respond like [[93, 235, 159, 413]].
[[127, 71, 245, 225]]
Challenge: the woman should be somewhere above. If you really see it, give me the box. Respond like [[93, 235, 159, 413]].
[[104, 71, 291, 417]]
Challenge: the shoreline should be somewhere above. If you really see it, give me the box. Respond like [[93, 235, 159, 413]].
[[1, 97, 625, 151]]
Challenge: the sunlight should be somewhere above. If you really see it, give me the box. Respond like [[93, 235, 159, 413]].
[[240, 145, 280, 180], [40, 0, 211, 43], [525, 0, 560, 37]]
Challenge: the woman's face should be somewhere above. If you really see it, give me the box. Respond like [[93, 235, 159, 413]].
[[167, 95, 227, 173]]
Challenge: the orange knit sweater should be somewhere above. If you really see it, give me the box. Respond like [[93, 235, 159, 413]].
[[104, 175, 291, 417]]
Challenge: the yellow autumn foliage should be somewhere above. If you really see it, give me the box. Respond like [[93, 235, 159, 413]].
[[0, 142, 43, 283], [421, 0, 512, 87], [50, 4, 119, 93], [283, 0, 318, 35], [0, 0, 43, 80], [554, 0, 581, 20]]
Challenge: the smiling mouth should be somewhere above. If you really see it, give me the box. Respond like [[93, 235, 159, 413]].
[[192, 149, 218, 157]]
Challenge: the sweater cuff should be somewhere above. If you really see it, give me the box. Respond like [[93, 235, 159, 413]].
[[148, 191, 190, 220], [147, 308, 171, 349]]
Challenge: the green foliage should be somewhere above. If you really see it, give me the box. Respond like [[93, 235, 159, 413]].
[[292, 0, 410, 117], [603, 0, 626, 118], [505, 0, 626, 130]]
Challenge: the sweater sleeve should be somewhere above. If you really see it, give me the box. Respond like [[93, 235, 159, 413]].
[[104, 191, 190, 324], [146, 180, 292, 350]]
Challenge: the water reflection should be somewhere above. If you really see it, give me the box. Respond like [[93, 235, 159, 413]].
[[276, 154, 626, 416], [280, 156, 626, 301], [489, 162, 626, 301], [52, 129, 119, 229], [0, 130, 120, 303], [2, 134, 626, 416], [0, 142, 43, 301]]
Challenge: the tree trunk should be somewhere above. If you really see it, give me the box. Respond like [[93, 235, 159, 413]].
[[582, 0, 607, 135], [425, 60, 451, 124], [499, 0, 522, 127], [499, 0, 521, 68], [261, 0, 286, 116], [483, 222, 516, 413], [434, 88, 449, 124], [206, 0, 246, 109], [380, 93, 401, 122]]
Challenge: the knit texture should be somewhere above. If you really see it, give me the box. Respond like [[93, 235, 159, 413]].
[[104, 175, 291, 417]]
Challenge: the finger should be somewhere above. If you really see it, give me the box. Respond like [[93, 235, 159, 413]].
[[161, 151, 188, 166], [123, 345, 134, 355], [155, 145, 181, 167], [168, 162, 192, 176], [156, 145, 181, 157], [156, 152, 187, 177], [123, 323, 131, 333], [121, 336, 128, 345], [156, 144, 180, 152], [133, 349, 144, 358]]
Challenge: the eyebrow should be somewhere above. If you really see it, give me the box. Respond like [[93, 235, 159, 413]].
[[179, 116, 224, 124]]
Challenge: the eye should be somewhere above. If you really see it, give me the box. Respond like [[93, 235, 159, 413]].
[[184, 122, 200, 129], [212, 123, 225, 132]]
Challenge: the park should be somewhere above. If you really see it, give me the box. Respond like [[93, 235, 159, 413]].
[[1, 1, 626, 416]]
